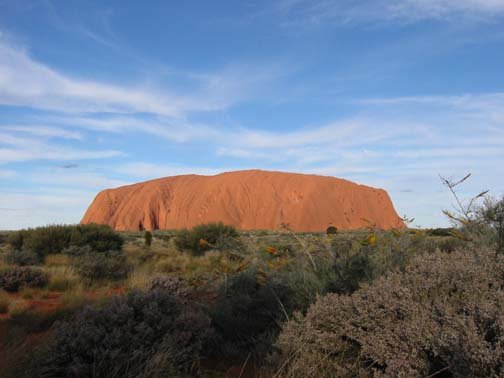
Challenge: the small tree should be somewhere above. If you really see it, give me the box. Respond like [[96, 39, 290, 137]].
[[478, 196, 504, 255], [440, 173, 504, 255], [144, 231, 153, 248], [440, 173, 488, 233]]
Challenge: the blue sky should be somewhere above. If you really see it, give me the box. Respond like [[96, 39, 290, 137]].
[[0, 0, 503, 229]]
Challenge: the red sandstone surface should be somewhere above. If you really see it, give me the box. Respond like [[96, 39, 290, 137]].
[[81, 169, 405, 231]]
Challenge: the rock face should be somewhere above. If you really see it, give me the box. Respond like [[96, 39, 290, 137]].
[[81, 170, 405, 232]]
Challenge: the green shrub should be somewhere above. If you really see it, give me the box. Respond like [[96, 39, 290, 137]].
[[275, 248, 504, 378], [207, 268, 294, 359], [144, 230, 153, 247], [4, 249, 42, 266], [35, 289, 212, 377], [73, 251, 131, 284], [0, 267, 48, 292], [7, 224, 123, 258], [175, 222, 239, 255]]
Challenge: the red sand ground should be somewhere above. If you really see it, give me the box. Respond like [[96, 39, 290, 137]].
[[82, 169, 405, 232], [0, 288, 125, 321]]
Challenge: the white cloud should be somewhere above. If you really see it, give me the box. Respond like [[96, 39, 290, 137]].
[[0, 42, 183, 116]]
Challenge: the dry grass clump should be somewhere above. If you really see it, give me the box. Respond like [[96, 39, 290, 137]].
[[275, 248, 504, 378], [0, 288, 11, 313], [126, 267, 153, 291], [19, 287, 45, 300], [7, 299, 31, 317], [45, 266, 80, 292], [44, 254, 71, 267], [58, 287, 88, 308]]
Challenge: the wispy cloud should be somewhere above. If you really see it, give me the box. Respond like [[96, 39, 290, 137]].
[[0, 169, 17, 179], [30, 169, 129, 189], [0, 188, 98, 229], [115, 163, 233, 180], [274, 0, 504, 26], [0, 40, 284, 118], [2, 125, 83, 140], [44, 115, 222, 143], [0, 130, 123, 164]]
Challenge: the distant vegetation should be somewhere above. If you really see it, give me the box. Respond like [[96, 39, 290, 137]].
[[0, 191, 503, 377], [174, 221, 240, 255], [7, 223, 123, 257]]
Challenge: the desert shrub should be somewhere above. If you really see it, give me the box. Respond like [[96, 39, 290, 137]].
[[17, 225, 71, 257], [149, 275, 192, 298], [327, 232, 423, 295], [61, 244, 93, 257], [69, 223, 123, 252], [0, 267, 48, 292], [426, 227, 456, 237], [4, 249, 42, 266], [144, 230, 153, 247], [35, 289, 212, 377], [437, 236, 464, 253], [7, 230, 28, 250], [478, 196, 504, 255], [326, 225, 338, 235], [72, 251, 131, 284], [175, 222, 239, 255], [7, 224, 123, 257], [207, 268, 295, 360], [275, 248, 504, 378]]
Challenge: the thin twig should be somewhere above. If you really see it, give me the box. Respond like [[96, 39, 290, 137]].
[[238, 352, 252, 378], [271, 287, 290, 322], [425, 365, 450, 378]]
